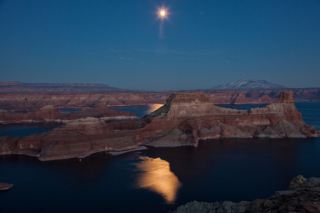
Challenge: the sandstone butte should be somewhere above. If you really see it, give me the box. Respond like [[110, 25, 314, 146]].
[[0, 105, 136, 124], [0, 91, 319, 161]]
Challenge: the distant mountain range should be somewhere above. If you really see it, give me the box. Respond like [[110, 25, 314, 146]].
[[0, 82, 131, 93], [0, 80, 295, 93], [212, 79, 286, 90]]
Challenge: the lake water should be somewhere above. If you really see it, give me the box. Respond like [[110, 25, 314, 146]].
[[1, 102, 320, 213]]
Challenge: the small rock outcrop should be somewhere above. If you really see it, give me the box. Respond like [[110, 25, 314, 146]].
[[173, 175, 320, 213], [0, 182, 13, 190]]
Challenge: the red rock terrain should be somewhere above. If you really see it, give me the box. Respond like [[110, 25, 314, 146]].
[[0, 91, 319, 161], [0, 105, 136, 124], [0, 89, 319, 111]]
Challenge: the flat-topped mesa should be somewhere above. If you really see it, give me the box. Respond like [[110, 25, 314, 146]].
[[166, 93, 212, 105], [51, 117, 113, 135], [166, 93, 219, 118], [146, 93, 248, 119]]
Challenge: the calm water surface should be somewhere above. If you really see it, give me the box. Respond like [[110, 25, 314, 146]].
[[1, 102, 320, 213], [0, 123, 61, 138]]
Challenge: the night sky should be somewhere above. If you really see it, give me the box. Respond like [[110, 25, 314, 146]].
[[1, 0, 320, 91]]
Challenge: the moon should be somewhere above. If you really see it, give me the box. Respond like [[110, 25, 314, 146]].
[[158, 8, 168, 19]]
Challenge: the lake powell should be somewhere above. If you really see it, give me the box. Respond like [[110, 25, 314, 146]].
[[1, 102, 320, 213]]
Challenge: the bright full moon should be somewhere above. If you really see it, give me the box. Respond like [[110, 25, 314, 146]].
[[158, 8, 168, 19]]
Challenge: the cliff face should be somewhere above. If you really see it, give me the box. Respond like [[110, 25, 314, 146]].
[[138, 91, 311, 148], [0, 91, 319, 161], [0, 89, 319, 111]]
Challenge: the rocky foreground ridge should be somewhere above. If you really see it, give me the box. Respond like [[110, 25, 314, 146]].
[[173, 175, 320, 213], [0, 91, 319, 161]]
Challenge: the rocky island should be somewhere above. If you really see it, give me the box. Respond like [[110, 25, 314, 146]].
[[0, 91, 319, 161]]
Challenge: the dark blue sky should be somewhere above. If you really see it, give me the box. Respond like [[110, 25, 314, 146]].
[[1, 0, 320, 91]]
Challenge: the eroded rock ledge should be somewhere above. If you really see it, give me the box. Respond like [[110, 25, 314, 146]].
[[0, 91, 319, 161], [173, 175, 320, 213], [0, 105, 136, 124]]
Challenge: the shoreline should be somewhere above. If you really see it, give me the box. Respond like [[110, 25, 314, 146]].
[[173, 175, 320, 213]]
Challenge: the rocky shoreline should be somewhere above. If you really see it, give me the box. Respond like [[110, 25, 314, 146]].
[[173, 175, 320, 213]]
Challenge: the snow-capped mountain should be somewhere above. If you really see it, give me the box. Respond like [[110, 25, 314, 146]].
[[212, 79, 286, 90]]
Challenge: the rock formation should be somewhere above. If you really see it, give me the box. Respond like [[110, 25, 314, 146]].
[[0, 91, 319, 161], [138, 92, 317, 148], [173, 175, 320, 213], [0, 89, 320, 111], [0, 105, 136, 124]]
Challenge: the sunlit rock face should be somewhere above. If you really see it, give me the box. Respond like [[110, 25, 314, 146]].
[[134, 156, 182, 204]]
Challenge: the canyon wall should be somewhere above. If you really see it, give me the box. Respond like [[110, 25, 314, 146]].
[[0, 89, 320, 111]]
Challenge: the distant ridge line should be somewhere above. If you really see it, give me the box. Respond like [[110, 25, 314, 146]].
[[211, 79, 286, 90]]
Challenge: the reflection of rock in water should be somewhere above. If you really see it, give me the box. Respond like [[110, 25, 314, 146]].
[[134, 156, 182, 204]]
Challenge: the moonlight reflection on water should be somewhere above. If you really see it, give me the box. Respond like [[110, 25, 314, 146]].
[[134, 156, 182, 203]]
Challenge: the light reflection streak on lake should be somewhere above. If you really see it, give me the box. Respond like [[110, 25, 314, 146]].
[[146, 104, 163, 114], [133, 156, 182, 204]]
